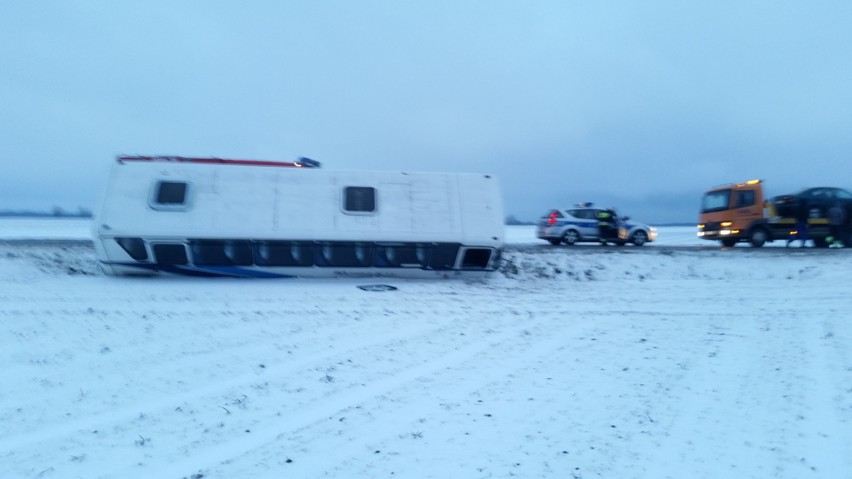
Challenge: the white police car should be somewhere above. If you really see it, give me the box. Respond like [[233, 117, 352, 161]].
[[536, 204, 657, 246]]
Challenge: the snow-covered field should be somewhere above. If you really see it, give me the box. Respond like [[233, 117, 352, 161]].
[[1, 219, 851, 478]]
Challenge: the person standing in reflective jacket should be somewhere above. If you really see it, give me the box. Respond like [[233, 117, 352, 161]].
[[597, 209, 616, 245]]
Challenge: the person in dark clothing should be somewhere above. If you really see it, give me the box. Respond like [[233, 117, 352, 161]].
[[827, 202, 847, 247], [597, 209, 617, 245], [786, 197, 810, 248]]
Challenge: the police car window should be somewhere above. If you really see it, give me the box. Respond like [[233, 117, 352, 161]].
[[835, 189, 852, 200], [344, 186, 376, 213]]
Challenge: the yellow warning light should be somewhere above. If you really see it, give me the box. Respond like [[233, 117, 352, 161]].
[[721, 221, 733, 227], [735, 179, 762, 187]]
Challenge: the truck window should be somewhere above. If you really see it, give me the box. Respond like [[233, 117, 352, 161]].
[[701, 189, 732, 213], [735, 190, 756, 208]]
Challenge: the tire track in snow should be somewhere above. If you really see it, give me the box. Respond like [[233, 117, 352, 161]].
[[0, 318, 449, 456], [205, 302, 693, 478], [792, 316, 852, 476], [131, 310, 564, 478], [0, 305, 416, 436], [285, 315, 603, 479], [633, 288, 849, 479], [1, 289, 513, 478]]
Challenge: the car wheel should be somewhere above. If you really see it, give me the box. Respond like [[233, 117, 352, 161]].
[[631, 230, 648, 246], [721, 238, 737, 247], [562, 229, 579, 245], [547, 238, 561, 246], [749, 228, 767, 248], [813, 237, 830, 248]]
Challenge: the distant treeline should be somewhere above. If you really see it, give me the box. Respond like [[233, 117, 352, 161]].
[[0, 207, 93, 218]]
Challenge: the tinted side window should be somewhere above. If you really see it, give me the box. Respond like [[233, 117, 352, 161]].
[[155, 182, 188, 205], [316, 242, 373, 267], [735, 190, 756, 208], [835, 189, 852, 200], [808, 188, 828, 199], [254, 241, 314, 266], [153, 244, 188, 265], [190, 240, 252, 266], [116, 237, 148, 261], [579, 209, 597, 220], [374, 243, 431, 268], [428, 243, 461, 270], [344, 186, 376, 213]]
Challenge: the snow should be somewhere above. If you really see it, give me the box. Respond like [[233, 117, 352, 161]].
[[1, 218, 851, 479], [0, 217, 93, 241]]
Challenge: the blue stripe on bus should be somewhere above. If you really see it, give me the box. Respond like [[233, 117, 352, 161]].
[[106, 262, 296, 278]]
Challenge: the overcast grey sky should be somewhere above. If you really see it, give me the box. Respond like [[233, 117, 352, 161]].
[[2, 1, 851, 223]]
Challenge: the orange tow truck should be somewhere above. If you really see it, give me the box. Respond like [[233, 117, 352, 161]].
[[697, 179, 832, 247]]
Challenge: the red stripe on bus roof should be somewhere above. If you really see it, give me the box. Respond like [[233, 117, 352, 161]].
[[117, 156, 306, 168]]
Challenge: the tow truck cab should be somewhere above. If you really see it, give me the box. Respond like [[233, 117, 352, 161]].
[[697, 180, 767, 247], [697, 179, 833, 247]]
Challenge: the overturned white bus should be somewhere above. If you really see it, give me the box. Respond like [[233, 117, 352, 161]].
[[92, 156, 504, 278]]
